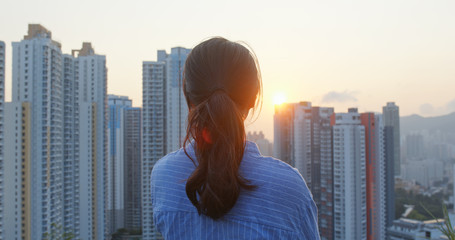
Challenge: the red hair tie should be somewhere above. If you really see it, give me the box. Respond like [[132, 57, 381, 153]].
[[202, 128, 213, 144]]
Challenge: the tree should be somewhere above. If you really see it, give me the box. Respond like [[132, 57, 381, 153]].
[[42, 223, 76, 240]]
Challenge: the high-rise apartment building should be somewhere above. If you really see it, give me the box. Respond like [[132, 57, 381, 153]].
[[107, 95, 142, 235], [124, 107, 142, 231], [142, 47, 191, 240], [332, 108, 366, 240], [274, 101, 335, 239], [273, 103, 295, 165], [142, 61, 165, 240], [384, 125, 396, 229], [360, 113, 387, 240], [293, 102, 335, 240], [404, 133, 425, 160], [375, 114, 387, 240], [107, 95, 132, 234], [5, 102, 32, 239], [4, 25, 64, 239], [0, 40, 5, 239], [246, 131, 273, 156], [293, 102, 312, 179], [159, 48, 191, 152], [275, 101, 393, 240], [383, 102, 400, 176], [62, 52, 80, 238], [383, 102, 399, 234], [4, 25, 107, 240], [70, 42, 108, 240], [310, 106, 334, 240]]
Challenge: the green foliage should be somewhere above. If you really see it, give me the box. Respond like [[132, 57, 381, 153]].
[[111, 228, 142, 240], [422, 204, 455, 240], [406, 210, 427, 221], [395, 188, 445, 220], [42, 223, 76, 240]]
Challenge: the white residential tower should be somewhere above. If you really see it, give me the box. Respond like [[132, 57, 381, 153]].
[[142, 47, 191, 240]]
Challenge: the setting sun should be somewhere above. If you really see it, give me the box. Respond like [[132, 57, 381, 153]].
[[273, 92, 286, 105]]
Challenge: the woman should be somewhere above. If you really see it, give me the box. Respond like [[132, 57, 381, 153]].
[[151, 37, 320, 239]]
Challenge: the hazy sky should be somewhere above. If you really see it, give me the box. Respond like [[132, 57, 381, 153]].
[[1, 0, 454, 140]]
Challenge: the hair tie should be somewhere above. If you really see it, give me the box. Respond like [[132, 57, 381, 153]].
[[207, 88, 228, 99]]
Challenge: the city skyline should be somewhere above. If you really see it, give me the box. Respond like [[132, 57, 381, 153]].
[[0, 22, 454, 239], [2, 0, 455, 139], [273, 102, 396, 239]]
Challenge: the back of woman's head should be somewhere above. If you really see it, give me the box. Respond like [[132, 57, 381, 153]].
[[183, 37, 262, 219]]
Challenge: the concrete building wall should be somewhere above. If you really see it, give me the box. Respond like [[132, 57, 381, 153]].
[[107, 95, 132, 235], [8, 27, 64, 239], [5, 25, 108, 240], [332, 109, 366, 240], [383, 102, 401, 176], [142, 61, 166, 240], [124, 107, 142, 230], [0, 40, 5, 239], [75, 51, 108, 240], [273, 103, 294, 165], [164, 47, 190, 153], [4, 102, 31, 240], [293, 102, 312, 182], [361, 113, 387, 240]]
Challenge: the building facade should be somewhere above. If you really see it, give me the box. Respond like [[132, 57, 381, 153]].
[[142, 47, 191, 240], [62, 52, 80, 238], [274, 101, 335, 239], [293, 102, 335, 240], [0, 40, 5, 239], [360, 113, 387, 240], [107, 95, 142, 234], [273, 103, 294, 165], [274, 102, 395, 240], [383, 102, 400, 233], [124, 107, 142, 231], [158, 48, 191, 153], [246, 131, 273, 156], [384, 125, 396, 231], [5, 25, 64, 239], [332, 108, 366, 240], [142, 61, 166, 240], [71, 42, 108, 240], [4, 25, 108, 240], [388, 218, 452, 240], [310, 106, 335, 240], [293, 102, 312, 181], [383, 102, 401, 176], [107, 95, 132, 234]]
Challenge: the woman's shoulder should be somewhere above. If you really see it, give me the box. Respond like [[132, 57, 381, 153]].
[[242, 153, 312, 200], [152, 148, 195, 179]]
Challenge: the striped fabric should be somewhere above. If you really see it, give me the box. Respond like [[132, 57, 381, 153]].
[[151, 141, 320, 239]]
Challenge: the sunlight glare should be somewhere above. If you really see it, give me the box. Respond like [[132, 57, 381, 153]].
[[273, 92, 286, 105]]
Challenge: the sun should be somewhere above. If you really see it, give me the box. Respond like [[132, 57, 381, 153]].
[[273, 92, 286, 105]]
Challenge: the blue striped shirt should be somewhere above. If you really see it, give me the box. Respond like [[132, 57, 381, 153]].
[[151, 141, 320, 239]]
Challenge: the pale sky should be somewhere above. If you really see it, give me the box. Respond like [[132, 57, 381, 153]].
[[1, 0, 455, 140]]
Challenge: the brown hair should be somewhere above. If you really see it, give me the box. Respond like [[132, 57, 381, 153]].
[[183, 37, 262, 219]]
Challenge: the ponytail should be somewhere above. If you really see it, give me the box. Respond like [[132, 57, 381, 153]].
[[182, 37, 261, 220], [183, 90, 255, 220]]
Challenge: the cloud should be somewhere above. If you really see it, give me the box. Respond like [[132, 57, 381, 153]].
[[321, 90, 358, 103], [418, 99, 455, 116], [446, 99, 455, 112], [419, 103, 435, 115]]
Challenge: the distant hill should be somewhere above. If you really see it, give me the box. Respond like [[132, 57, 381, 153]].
[[400, 112, 455, 135]]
